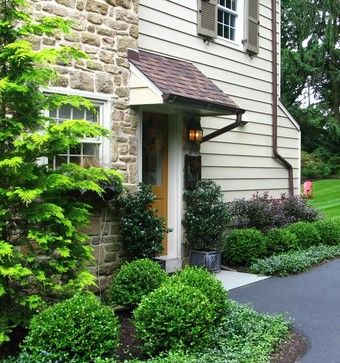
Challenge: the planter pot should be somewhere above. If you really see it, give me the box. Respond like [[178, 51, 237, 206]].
[[189, 250, 221, 273]]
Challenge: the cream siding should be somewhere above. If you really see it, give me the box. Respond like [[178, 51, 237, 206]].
[[138, 0, 300, 201]]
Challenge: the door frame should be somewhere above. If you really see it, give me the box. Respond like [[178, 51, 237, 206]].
[[137, 109, 183, 262]]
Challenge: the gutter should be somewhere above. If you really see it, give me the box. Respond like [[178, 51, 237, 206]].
[[271, 0, 294, 195], [201, 111, 246, 143]]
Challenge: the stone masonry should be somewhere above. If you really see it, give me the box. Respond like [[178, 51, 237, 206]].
[[30, 0, 139, 288]]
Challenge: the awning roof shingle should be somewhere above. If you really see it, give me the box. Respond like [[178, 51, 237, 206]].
[[128, 49, 244, 115]]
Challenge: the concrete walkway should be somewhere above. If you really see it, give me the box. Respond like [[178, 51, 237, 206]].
[[229, 259, 340, 363], [215, 269, 268, 290]]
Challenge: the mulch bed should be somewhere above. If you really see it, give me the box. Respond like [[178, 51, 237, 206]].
[[271, 330, 308, 363], [0, 312, 308, 362]]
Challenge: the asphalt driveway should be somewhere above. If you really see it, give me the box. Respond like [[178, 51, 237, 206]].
[[229, 259, 340, 363]]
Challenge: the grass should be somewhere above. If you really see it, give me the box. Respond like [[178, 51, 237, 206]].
[[307, 179, 340, 220]]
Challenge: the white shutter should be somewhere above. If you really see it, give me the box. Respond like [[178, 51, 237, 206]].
[[197, 0, 217, 38]]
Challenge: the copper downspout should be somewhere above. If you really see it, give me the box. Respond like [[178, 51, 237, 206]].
[[272, 0, 294, 195]]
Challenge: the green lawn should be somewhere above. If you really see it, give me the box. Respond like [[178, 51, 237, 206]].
[[307, 179, 340, 220]]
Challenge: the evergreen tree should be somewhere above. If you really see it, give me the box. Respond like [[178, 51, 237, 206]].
[[0, 0, 123, 343]]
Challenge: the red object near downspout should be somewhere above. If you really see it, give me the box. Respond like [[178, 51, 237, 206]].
[[271, 0, 294, 195]]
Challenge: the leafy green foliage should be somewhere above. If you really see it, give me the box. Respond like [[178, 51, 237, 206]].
[[223, 228, 267, 266], [134, 283, 215, 356], [313, 219, 340, 245], [281, 0, 340, 164], [0, 0, 123, 343], [265, 228, 300, 255], [21, 293, 119, 362], [250, 244, 340, 276], [285, 221, 321, 249], [119, 184, 169, 260], [109, 258, 168, 308], [301, 151, 332, 179], [131, 301, 290, 363], [183, 180, 230, 251], [171, 266, 229, 321]]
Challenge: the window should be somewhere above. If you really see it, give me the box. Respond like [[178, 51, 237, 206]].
[[41, 88, 113, 169], [48, 105, 101, 168], [217, 0, 238, 41]]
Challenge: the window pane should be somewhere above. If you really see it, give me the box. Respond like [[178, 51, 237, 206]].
[[218, 9, 223, 22], [224, 25, 230, 39], [69, 145, 81, 155], [70, 156, 81, 164], [86, 109, 97, 122], [230, 14, 236, 27], [230, 28, 235, 40], [219, 0, 225, 6], [83, 143, 97, 156], [226, 0, 231, 9], [73, 108, 84, 120], [225, 13, 230, 25], [49, 109, 57, 118], [218, 23, 223, 36], [232, 0, 236, 11], [59, 105, 71, 120]]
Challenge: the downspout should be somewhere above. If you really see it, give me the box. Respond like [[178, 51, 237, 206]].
[[272, 0, 294, 195]]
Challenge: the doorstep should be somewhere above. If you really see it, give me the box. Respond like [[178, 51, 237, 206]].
[[215, 270, 269, 290]]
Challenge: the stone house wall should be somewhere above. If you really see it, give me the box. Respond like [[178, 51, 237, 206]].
[[30, 0, 140, 287]]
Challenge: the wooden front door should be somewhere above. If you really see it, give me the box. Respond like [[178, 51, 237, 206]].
[[142, 113, 168, 255]]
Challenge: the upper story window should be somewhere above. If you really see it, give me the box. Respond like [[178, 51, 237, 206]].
[[217, 0, 238, 41], [48, 105, 101, 168], [197, 0, 259, 55]]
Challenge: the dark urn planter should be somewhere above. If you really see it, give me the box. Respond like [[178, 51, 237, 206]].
[[189, 250, 221, 273]]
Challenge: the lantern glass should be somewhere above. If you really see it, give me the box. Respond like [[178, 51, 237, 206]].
[[188, 128, 203, 142]]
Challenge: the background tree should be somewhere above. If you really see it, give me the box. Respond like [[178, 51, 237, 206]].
[[281, 0, 340, 178], [0, 0, 123, 344]]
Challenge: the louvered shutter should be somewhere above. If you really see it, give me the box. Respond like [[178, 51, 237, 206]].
[[246, 0, 260, 54], [197, 0, 217, 38]]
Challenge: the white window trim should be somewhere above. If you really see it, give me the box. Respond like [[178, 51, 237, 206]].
[[42, 87, 114, 168], [216, 0, 245, 49]]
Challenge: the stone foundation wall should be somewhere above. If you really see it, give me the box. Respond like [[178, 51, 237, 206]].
[[30, 0, 140, 286]]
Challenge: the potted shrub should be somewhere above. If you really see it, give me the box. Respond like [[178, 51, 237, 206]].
[[183, 180, 230, 272]]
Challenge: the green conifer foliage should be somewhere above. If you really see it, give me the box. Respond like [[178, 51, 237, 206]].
[[0, 0, 123, 344]]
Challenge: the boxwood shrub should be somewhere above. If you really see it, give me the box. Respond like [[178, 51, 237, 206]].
[[171, 266, 229, 320], [285, 221, 321, 249], [134, 283, 215, 356], [223, 228, 267, 266], [313, 219, 340, 245], [109, 258, 168, 308], [265, 228, 300, 255], [21, 293, 119, 362]]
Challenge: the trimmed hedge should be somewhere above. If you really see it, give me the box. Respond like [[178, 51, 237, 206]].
[[171, 266, 229, 321], [266, 228, 300, 255], [109, 259, 168, 308], [285, 221, 321, 249], [134, 283, 215, 355], [313, 219, 340, 245], [223, 228, 267, 266], [21, 293, 119, 362]]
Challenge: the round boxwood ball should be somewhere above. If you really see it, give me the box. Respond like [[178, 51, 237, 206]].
[[22, 293, 119, 362], [134, 283, 215, 355], [109, 258, 168, 308], [172, 266, 229, 320]]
